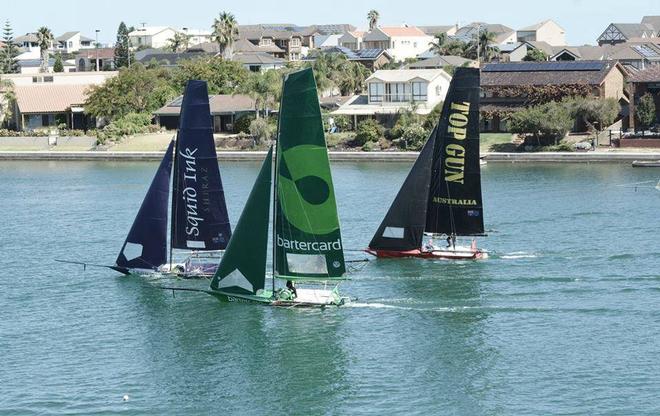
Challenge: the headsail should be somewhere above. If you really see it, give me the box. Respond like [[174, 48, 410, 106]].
[[274, 68, 346, 280], [171, 80, 231, 251], [116, 140, 174, 270], [368, 128, 436, 251], [426, 67, 484, 236], [210, 148, 273, 295]]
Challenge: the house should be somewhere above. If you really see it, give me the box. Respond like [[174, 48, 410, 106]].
[[550, 42, 660, 71], [516, 20, 566, 46], [408, 55, 477, 69], [452, 23, 516, 44], [362, 26, 433, 61], [332, 68, 451, 126], [338, 31, 365, 50], [239, 28, 303, 60], [419, 25, 458, 37], [627, 66, 660, 144], [3, 71, 117, 130], [314, 34, 343, 49], [641, 16, 660, 32], [311, 46, 392, 70], [75, 48, 116, 71], [17, 58, 76, 74], [153, 94, 257, 132], [180, 28, 212, 46], [14, 33, 41, 51], [55, 32, 94, 53], [128, 26, 180, 49], [233, 52, 286, 72], [504, 41, 557, 61], [299, 24, 355, 48], [479, 61, 629, 132], [551, 45, 608, 61], [597, 23, 656, 45]]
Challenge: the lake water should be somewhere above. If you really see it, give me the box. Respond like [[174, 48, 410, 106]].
[[1, 160, 659, 415]]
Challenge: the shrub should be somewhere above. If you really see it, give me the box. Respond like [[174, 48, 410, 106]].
[[398, 123, 429, 150], [509, 101, 572, 145], [96, 112, 153, 141], [637, 93, 656, 130], [233, 114, 254, 134], [353, 118, 383, 146], [423, 102, 444, 130], [249, 118, 275, 144]]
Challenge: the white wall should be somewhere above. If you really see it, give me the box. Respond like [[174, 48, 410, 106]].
[[388, 35, 434, 60]]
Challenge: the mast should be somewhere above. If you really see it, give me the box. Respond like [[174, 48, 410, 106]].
[[169, 133, 179, 269], [271, 74, 286, 293]]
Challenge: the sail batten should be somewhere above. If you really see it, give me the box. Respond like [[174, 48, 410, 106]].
[[171, 80, 231, 251], [274, 68, 346, 280], [116, 140, 174, 270], [426, 67, 484, 236]]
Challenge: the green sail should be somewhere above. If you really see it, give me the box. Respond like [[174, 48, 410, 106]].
[[210, 147, 273, 295], [274, 68, 346, 280]]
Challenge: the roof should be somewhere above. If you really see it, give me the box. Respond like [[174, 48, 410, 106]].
[[481, 61, 622, 86], [609, 23, 656, 40], [367, 68, 450, 83], [408, 55, 475, 68], [419, 25, 455, 36], [518, 19, 564, 32], [379, 26, 428, 37], [135, 49, 210, 65], [128, 26, 178, 37], [55, 31, 80, 41], [319, 95, 352, 108], [301, 24, 356, 36], [552, 45, 608, 61], [453, 23, 515, 44], [75, 48, 115, 59], [523, 41, 556, 56], [233, 52, 285, 65], [641, 16, 660, 32], [15, 33, 38, 43], [15, 84, 91, 113], [154, 94, 256, 116], [629, 64, 660, 82], [311, 46, 391, 62]]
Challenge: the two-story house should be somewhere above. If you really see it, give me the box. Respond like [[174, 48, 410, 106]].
[[55, 32, 94, 53], [362, 26, 433, 61], [516, 20, 566, 46], [333, 68, 451, 127], [339, 31, 365, 50], [128, 26, 180, 49], [240, 29, 303, 60], [597, 23, 656, 45], [180, 28, 212, 46]]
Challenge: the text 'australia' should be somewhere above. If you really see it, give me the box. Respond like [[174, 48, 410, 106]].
[[444, 101, 470, 185]]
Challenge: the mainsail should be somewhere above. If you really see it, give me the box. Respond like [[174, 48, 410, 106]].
[[116, 140, 174, 270], [368, 127, 436, 251], [210, 148, 273, 295], [425, 67, 484, 236], [274, 68, 346, 280], [171, 80, 231, 251]]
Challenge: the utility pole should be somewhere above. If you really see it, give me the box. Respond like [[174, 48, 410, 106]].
[[95, 29, 100, 71]]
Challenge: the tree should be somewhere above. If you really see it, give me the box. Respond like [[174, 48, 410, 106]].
[[467, 28, 499, 62], [367, 10, 380, 30], [1, 21, 20, 74], [0, 77, 15, 127], [171, 56, 249, 94], [428, 33, 449, 55], [237, 69, 282, 118], [114, 22, 132, 69], [509, 101, 572, 145], [306, 52, 370, 95], [563, 96, 619, 133], [636, 93, 656, 131], [522, 48, 548, 62], [36, 26, 54, 73], [53, 54, 64, 72], [212, 11, 238, 60], [167, 32, 189, 53]]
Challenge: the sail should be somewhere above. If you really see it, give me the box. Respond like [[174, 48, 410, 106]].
[[116, 140, 174, 270], [368, 128, 436, 251], [210, 148, 273, 295], [171, 80, 231, 251], [426, 67, 484, 236], [274, 68, 346, 280]]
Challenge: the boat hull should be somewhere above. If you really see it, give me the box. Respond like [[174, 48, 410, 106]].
[[632, 160, 660, 167], [208, 288, 348, 307], [365, 247, 488, 260]]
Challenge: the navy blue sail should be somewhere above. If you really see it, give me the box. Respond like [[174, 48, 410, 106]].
[[171, 80, 231, 250], [115, 140, 174, 271]]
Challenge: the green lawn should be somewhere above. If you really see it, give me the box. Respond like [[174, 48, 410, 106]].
[[480, 133, 514, 152]]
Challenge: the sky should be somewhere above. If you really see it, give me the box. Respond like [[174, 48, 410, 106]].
[[2, 0, 658, 46]]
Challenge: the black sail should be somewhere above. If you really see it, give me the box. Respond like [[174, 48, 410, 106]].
[[426, 67, 484, 236], [171, 80, 231, 250], [368, 129, 436, 251]]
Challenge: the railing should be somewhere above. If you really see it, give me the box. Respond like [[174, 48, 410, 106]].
[[369, 94, 427, 104]]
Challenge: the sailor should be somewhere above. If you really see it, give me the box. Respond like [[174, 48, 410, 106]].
[[424, 237, 434, 252], [286, 280, 297, 299], [446, 235, 452, 248]]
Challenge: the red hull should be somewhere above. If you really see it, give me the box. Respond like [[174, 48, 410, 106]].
[[365, 248, 486, 260]]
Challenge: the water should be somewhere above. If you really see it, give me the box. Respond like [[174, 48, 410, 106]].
[[1, 160, 659, 415]]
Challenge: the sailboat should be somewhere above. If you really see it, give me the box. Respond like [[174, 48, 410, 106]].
[[114, 80, 232, 276], [365, 67, 488, 260], [204, 68, 349, 306]]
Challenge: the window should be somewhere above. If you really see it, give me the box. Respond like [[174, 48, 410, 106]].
[[412, 82, 427, 102], [369, 82, 384, 102], [436, 85, 442, 96], [386, 82, 407, 102], [291, 37, 301, 47], [44, 76, 54, 83], [260, 38, 273, 46]]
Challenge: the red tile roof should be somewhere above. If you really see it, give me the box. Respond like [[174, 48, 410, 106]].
[[15, 84, 91, 113]]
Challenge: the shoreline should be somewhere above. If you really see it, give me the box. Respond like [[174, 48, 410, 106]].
[[0, 150, 658, 163]]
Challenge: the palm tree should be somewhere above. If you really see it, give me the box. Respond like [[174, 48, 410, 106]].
[[469, 28, 499, 63], [428, 33, 448, 55], [36, 26, 53, 73], [212, 12, 238, 60], [367, 10, 379, 30], [167, 32, 189, 53]]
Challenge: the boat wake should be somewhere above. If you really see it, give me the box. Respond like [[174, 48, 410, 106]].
[[500, 251, 538, 259]]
